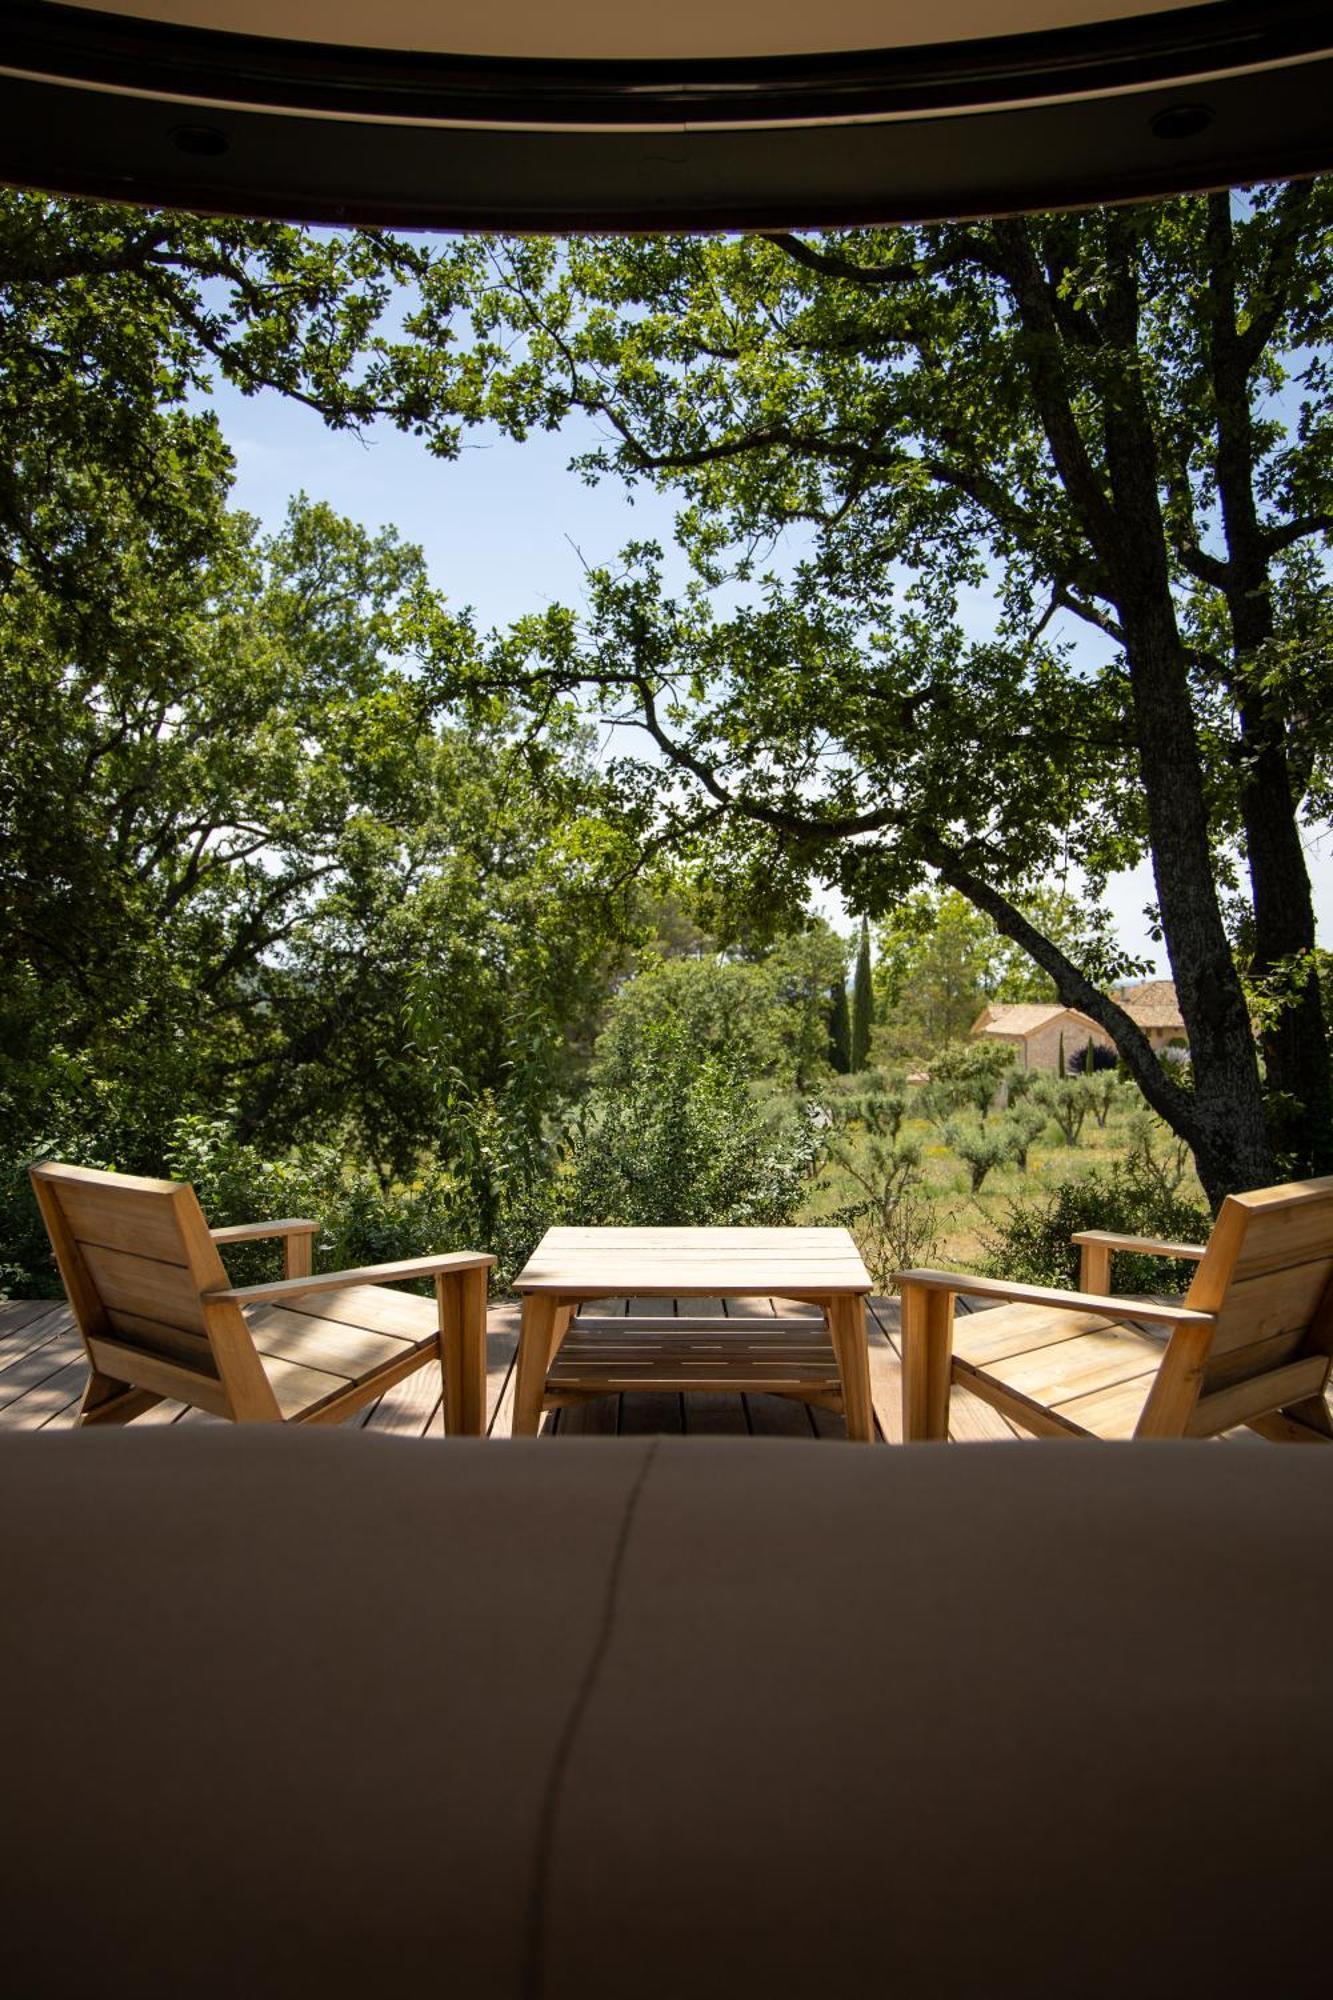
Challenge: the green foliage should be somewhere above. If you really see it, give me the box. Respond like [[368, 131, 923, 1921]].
[[165, 1116, 463, 1286], [865, 1082, 908, 1140], [828, 975, 852, 1074], [1003, 1065, 1036, 1106], [1083, 1070, 1124, 1130], [824, 1095, 938, 1292], [0, 469, 643, 1283], [921, 1038, 1014, 1123], [1001, 1102, 1048, 1172], [1032, 1076, 1090, 1146], [593, 925, 846, 1095], [763, 926, 853, 1089], [850, 919, 874, 1072], [927, 1040, 1016, 1091], [0, 193, 653, 1288], [592, 954, 788, 1090], [563, 1029, 820, 1229], [944, 1120, 1015, 1195], [982, 1154, 1211, 1295]]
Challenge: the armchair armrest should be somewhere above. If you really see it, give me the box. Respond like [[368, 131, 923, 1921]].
[[210, 1219, 319, 1244], [211, 1217, 321, 1281], [1070, 1230, 1206, 1261], [1070, 1227, 1207, 1295], [204, 1250, 495, 1307], [895, 1269, 1214, 1329]]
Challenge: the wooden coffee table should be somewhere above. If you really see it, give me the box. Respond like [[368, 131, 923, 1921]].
[[510, 1226, 875, 1441]]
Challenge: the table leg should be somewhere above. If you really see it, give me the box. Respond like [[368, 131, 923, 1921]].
[[828, 1295, 875, 1442], [513, 1294, 564, 1438]]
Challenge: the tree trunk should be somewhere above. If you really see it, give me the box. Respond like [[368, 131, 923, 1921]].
[[1006, 207, 1276, 1204], [1204, 189, 1333, 1174], [1230, 655, 1332, 1173], [1116, 598, 1274, 1203]]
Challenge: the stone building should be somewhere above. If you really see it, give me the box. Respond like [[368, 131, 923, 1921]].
[[971, 982, 1187, 1073]]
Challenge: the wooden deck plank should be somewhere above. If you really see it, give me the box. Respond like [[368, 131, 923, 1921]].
[[556, 1395, 620, 1436], [0, 1328, 86, 1418], [360, 1359, 443, 1439], [132, 1398, 192, 1426], [745, 1393, 817, 1438], [0, 1301, 71, 1357], [0, 1318, 74, 1378], [681, 1391, 750, 1436], [0, 1299, 62, 1334], [618, 1391, 684, 1435], [0, 1355, 88, 1429], [484, 1302, 521, 1437]]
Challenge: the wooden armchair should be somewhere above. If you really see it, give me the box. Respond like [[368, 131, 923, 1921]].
[[31, 1161, 495, 1432], [898, 1176, 1333, 1444]]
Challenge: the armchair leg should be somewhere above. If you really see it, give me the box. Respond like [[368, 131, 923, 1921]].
[[1248, 1394, 1333, 1445], [436, 1266, 490, 1437], [77, 1371, 163, 1427], [901, 1283, 955, 1441]]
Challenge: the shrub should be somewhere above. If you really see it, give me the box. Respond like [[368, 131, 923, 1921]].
[[944, 1119, 1015, 1194], [845, 1082, 908, 1142], [166, 1115, 481, 1287], [825, 1128, 938, 1294], [563, 1027, 820, 1229], [981, 1153, 1211, 1293], [1002, 1064, 1036, 1106], [592, 953, 798, 1092], [0, 1141, 100, 1296], [1083, 1069, 1124, 1129], [1067, 1039, 1118, 1075], [921, 1038, 1014, 1122], [1003, 1101, 1048, 1171], [1031, 1075, 1090, 1145]]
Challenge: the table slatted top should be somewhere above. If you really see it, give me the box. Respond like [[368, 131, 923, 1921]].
[[513, 1226, 871, 1298]]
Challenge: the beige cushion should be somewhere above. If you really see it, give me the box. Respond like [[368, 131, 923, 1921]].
[[2, 1431, 1330, 1996]]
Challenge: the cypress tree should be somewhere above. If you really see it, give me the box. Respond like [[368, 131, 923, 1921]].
[[850, 920, 874, 1073], [828, 976, 852, 1074]]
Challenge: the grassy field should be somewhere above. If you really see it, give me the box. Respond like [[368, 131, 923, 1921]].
[[794, 1078, 1209, 1281]]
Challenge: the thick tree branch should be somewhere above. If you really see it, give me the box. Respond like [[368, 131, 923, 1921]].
[[766, 234, 925, 288], [1261, 511, 1332, 558]]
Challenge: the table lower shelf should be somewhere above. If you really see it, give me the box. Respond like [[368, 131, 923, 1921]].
[[546, 1316, 841, 1401]]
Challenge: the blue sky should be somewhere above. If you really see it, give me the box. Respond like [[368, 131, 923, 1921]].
[[206, 372, 1333, 973], [212, 375, 688, 626]]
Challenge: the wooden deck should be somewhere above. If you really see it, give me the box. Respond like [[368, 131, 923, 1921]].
[[0, 1290, 1023, 1441]]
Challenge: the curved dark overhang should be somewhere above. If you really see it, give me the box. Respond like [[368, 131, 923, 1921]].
[[0, 1, 1331, 227]]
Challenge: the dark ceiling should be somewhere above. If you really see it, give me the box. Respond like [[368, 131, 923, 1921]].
[[1, 1, 1331, 228]]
